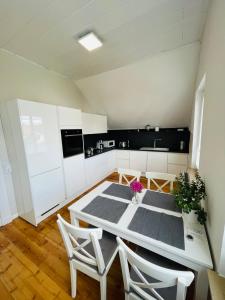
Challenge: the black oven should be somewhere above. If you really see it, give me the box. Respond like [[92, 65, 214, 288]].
[[61, 129, 84, 158]]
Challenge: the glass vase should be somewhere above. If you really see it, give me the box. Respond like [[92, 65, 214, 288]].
[[132, 192, 139, 204]]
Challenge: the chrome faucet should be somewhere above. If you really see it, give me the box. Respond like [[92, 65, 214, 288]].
[[153, 138, 162, 148]]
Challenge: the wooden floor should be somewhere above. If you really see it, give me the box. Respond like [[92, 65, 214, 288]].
[[0, 173, 194, 300]]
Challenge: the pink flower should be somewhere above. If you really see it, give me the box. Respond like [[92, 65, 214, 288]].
[[130, 180, 143, 193]]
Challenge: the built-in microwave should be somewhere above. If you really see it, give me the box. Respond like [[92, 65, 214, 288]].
[[103, 140, 115, 148], [61, 129, 84, 158]]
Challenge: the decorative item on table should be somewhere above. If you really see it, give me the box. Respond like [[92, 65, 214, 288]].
[[173, 171, 207, 225], [130, 180, 143, 204], [155, 126, 160, 132]]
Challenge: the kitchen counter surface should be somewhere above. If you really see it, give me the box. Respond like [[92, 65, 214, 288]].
[[85, 148, 114, 159], [84, 147, 189, 159]]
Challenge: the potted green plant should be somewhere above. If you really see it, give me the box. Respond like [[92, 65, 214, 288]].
[[173, 171, 207, 225]]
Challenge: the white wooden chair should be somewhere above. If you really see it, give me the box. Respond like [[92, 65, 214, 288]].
[[57, 214, 118, 299], [117, 237, 194, 300], [145, 172, 176, 192], [118, 168, 141, 185]]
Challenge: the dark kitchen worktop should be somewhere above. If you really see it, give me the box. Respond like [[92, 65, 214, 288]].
[[84, 147, 188, 159], [85, 148, 114, 159]]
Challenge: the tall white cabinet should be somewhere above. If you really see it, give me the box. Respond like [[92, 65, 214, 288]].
[[6, 99, 65, 226]]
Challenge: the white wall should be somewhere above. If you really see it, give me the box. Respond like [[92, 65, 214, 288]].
[[193, 0, 225, 270], [76, 43, 200, 129], [0, 49, 87, 218], [0, 49, 85, 108]]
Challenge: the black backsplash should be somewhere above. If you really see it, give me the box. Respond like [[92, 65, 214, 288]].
[[83, 128, 190, 153], [83, 133, 108, 149]]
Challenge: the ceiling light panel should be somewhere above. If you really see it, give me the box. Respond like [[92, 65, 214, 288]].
[[78, 32, 103, 51]]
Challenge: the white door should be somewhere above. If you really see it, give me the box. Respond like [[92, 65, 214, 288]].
[[18, 100, 61, 177], [130, 151, 147, 172], [63, 154, 86, 200], [30, 168, 65, 217], [147, 152, 168, 173]]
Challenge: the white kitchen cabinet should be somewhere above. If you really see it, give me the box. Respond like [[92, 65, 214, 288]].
[[167, 164, 187, 176], [116, 150, 130, 169], [116, 159, 130, 169], [31, 168, 65, 217], [167, 153, 188, 176], [130, 151, 147, 172], [19, 100, 62, 177], [58, 106, 82, 128], [97, 152, 111, 179], [147, 152, 168, 173], [106, 150, 116, 174], [6, 99, 65, 225], [85, 151, 116, 188], [85, 155, 101, 188], [63, 154, 86, 202], [85, 156, 98, 187], [116, 150, 130, 160], [82, 112, 107, 134], [168, 153, 188, 165]]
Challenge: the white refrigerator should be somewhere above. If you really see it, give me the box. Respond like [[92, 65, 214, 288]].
[[6, 99, 65, 225]]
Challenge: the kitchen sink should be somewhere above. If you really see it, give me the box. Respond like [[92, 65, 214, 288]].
[[139, 147, 169, 152]]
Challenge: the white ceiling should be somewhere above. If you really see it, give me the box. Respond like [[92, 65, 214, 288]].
[[76, 43, 200, 129], [0, 0, 209, 80]]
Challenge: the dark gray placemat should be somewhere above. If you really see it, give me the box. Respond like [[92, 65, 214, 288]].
[[82, 196, 128, 223], [103, 183, 133, 200], [142, 190, 181, 213], [128, 207, 184, 249]]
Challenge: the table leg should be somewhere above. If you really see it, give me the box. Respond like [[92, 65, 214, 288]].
[[70, 211, 79, 227], [195, 267, 209, 300]]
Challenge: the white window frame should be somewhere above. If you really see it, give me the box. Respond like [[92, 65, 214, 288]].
[[192, 74, 206, 169], [219, 225, 225, 276]]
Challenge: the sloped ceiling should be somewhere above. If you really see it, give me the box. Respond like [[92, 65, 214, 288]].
[[76, 43, 200, 129], [0, 0, 209, 80]]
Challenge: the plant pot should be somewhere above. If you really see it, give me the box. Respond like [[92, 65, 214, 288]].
[[182, 210, 198, 224]]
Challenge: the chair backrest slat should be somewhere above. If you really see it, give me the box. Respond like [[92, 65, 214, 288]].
[[118, 168, 141, 185], [117, 237, 194, 300], [57, 214, 105, 274], [145, 172, 176, 192]]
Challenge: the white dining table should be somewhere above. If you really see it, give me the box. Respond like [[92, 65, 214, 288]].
[[68, 181, 213, 300]]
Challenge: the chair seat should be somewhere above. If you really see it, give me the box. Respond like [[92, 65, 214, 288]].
[[135, 247, 186, 271], [75, 231, 117, 273], [130, 247, 187, 300]]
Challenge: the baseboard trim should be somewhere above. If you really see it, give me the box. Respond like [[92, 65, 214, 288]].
[[11, 213, 18, 220]]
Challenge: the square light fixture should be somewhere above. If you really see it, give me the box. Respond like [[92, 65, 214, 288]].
[[78, 32, 103, 51]]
